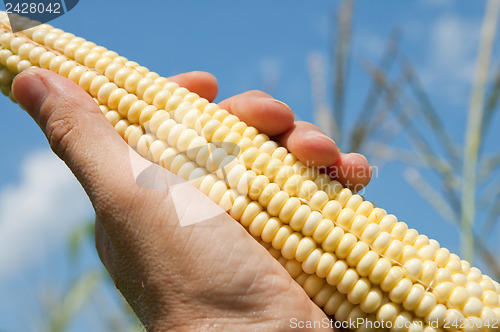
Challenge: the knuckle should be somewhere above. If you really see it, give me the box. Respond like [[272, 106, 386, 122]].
[[44, 113, 78, 160]]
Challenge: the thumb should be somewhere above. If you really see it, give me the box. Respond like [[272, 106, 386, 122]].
[[12, 68, 137, 205]]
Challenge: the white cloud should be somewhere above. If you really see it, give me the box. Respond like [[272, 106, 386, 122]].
[[421, 0, 454, 8], [258, 56, 282, 94], [420, 14, 480, 103], [432, 15, 478, 78], [0, 149, 92, 282]]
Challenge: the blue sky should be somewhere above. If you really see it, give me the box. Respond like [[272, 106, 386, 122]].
[[0, 1, 499, 331]]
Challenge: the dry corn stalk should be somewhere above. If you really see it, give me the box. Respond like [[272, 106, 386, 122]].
[[0, 12, 499, 332]]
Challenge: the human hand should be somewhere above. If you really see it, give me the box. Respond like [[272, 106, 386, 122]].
[[12, 68, 371, 331]]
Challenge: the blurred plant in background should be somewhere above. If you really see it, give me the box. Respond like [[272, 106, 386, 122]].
[[37, 0, 500, 330], [39, 222, 143, 332], [309, 0, 500, 278]]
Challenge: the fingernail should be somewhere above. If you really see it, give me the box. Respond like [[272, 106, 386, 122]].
[[305, 130, 336, 144], [349, 152, 369, 163], [12, 72, 47, 116], [269, 98, 291, 109]]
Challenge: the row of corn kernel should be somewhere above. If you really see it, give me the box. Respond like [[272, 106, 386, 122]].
[[269, 245, 497, 332], [264, 244, 441, 332]]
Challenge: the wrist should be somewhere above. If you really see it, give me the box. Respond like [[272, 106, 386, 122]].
[[143, 303, 332, 332], [150, 316, 331, 332]]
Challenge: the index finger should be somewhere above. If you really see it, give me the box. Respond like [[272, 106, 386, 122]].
[[218, 90, 295, 136], [168, 71, 218, 102]]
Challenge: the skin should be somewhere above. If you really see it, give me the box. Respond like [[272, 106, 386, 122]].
[[11, 68, 372, 331]]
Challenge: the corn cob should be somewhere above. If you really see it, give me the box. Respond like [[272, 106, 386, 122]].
[[1, 12, 499, 332]]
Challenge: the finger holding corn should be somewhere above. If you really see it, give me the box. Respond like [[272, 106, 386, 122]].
[[1, 12, 499, 332]]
